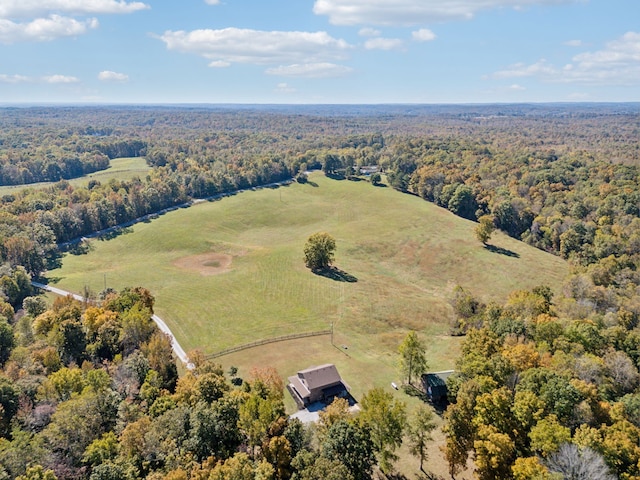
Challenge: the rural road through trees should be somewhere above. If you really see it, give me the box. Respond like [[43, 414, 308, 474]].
[[32, 281, 194, 369]]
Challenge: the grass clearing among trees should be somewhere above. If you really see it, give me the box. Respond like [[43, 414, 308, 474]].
[[48, 172, 567, 392], [0, 157, 150, 196], [46, 172, 568, 478]]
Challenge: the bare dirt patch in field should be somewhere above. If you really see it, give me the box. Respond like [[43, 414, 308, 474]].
[[173, 252, 234, 276]]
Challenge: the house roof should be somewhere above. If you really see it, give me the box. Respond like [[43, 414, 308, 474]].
[[288, 375, 311, 398], [421, 370, 454, 385], [298, 364, 342, 390], [422, 374, 446, 388], [421, 370, 454, 398]]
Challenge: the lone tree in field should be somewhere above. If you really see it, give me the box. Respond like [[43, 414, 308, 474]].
[[304, 232, 336, 270], [398, 331, 428, 386], [475, 215, 496, 244]]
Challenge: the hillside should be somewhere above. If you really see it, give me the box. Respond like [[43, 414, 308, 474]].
[[49, 173, 567, 385]]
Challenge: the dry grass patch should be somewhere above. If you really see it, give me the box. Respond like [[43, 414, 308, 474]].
[[173, 252, 234, 276]]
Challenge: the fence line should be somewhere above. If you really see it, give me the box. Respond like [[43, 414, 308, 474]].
[[207, 329, 331, 359]]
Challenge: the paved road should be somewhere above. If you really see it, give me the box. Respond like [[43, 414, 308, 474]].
[[32, 281, 194, 369]]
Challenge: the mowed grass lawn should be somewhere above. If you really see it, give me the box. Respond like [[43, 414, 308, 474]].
[[49, 172, 568, 394]]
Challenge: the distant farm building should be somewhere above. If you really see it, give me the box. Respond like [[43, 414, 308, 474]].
[[359, 165, 380, 175], [288, 364, 350, 409], [422, 370, 454, 405]]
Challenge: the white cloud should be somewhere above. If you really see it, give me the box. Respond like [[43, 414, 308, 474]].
[[208, 60, 231, 68], [0, 73, 81, 83], [0, 0, 149, 18], [0, 15, 97, 43], [265, 62, 353, 78], [0, 73, 82, 84], [564, 39, 583, 47], [313, 0, 575, 26], [509, 84, 526, 90], [364, 37, 404, 50], [491, 32, 640, 86], [43, 74, 79, 83], [572, 32, 640, 66], [204, 0, 221, 4], [492, 59, 556, 78], [359, 27, 380, 37], [412, 28, 436, 42], [159, 28, 352, 66], [0, 0, 147, 43], [98, 70, 129, 82], [275, 82, 296, 93], [0, 74, 31, 83]]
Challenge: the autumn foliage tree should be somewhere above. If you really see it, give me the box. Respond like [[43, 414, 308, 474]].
[[359, 387, 407, 473], [398, 331, 428, 386], [475, 215, 496, 244]]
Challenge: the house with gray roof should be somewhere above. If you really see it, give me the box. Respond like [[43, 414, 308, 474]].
[[288, 364, 350, 408]]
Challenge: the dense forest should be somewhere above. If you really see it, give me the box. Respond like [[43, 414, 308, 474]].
[[1, 104, 640, 478]]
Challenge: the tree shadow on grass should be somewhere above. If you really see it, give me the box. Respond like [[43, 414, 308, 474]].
[[46, 254, 63, 270], [65, 241, 94, 256], [325, 172, 345, 181], [484, 244, 520, 258], [312, 266, 358, 283], [418, 473, 447, 480], [99, 226, 134, 241], [402, 384, 448, 415], [384, 473, 446, 480], [402, 383, 428, 401]]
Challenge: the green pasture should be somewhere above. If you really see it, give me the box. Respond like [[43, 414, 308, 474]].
[[0, 157, 150, 195], [48, 172, 568, 398]]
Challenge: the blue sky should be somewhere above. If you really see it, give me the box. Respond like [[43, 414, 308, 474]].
[[0, 0, 639, 104]]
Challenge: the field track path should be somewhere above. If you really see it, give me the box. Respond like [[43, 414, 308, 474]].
[[32, 281, 194, 369]]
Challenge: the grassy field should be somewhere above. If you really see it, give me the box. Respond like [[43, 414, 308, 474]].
[[48, 172, 567, 478], [49, 170, 568, 387], [0, 157, 150, 195]]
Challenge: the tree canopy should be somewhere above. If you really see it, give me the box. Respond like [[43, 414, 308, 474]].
[[303, 232, 336, 270], [475, 215, 496, 244], [398, 331, 428, 386]]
